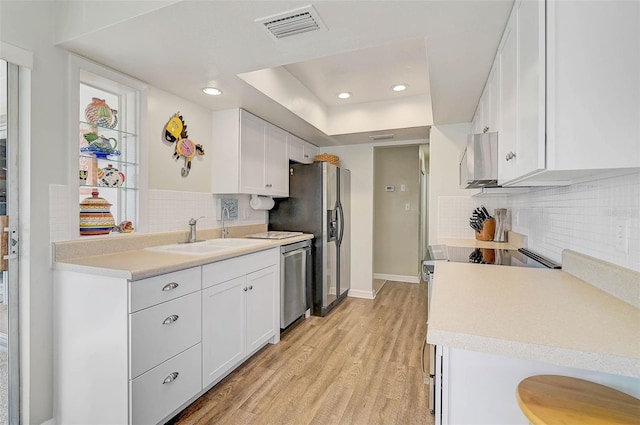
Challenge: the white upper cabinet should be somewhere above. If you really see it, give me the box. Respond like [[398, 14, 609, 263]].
[[211, 109, 289, 197], [471, 61, 500, 136], [288, 133, 318, 164], [544, 0, 640, 180], [496, 0, 545, 185], [485, 0, 640, 186]]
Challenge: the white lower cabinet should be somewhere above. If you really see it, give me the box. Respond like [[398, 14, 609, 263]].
[[202, 276, 246, 387], [435, 346, 640, 425], [202, 250, 279, 388], [54, 248, 280, 425], [131, 343, 202, 425]]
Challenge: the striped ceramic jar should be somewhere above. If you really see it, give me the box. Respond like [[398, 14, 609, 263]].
[[79, 189, 115, 236]]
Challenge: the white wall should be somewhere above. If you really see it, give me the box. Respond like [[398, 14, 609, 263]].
[[428, 123, 471, 244], [147, 87, 212, 192], [373, 145, 420, 278], [1, 2, 67, 423]]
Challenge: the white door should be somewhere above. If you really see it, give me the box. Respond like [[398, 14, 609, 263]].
[[245, 266, 276, 354], [239, 111, 266, 194], [498, 18, 517, 184], [201, 276, 246, 388], [514, 0, 545, 178], [265, 125, 288, 196], [0, 58, 20, 425]]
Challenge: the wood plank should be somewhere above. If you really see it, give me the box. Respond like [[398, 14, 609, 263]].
[[167, 281, 432, 425]]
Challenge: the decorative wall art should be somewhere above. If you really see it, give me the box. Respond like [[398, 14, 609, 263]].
[[163, 112, 205, 177]]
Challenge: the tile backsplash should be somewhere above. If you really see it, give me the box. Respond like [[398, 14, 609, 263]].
[[50, 188, 268, 242], [147, 190, 267, 233], [437, 172, 640, 271]]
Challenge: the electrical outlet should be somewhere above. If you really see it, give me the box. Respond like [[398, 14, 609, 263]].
[[405, 203, 411, 211], [400, 184, 406, 192], [615, 219, 629, 253]]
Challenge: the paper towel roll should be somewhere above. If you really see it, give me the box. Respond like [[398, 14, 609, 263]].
[[250, 194, 275, 210]]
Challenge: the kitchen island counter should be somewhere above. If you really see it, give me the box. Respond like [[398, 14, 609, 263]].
[[426, 258, 640, 378]]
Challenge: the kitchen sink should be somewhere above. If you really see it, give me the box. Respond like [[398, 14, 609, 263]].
[[145, 238, 267, 256], [145, 242, 229, 256], [204, 238, 268, 248]]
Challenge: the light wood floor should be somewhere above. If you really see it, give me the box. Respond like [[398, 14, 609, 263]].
[[168, 281, 432, 425]]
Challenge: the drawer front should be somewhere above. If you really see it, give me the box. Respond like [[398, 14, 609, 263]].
[[129, 267, 201, 312], [130, 291, 201, 378], [202, 248, 278, 289], [131, 343, 201, 425]]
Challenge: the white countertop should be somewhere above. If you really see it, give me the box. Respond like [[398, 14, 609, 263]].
[[53, 234, 313, 281], [426, 261, 640, 378]]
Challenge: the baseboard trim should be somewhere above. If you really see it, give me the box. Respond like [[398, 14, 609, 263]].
[[40, 419, 55, 425], [348, 289, 375, 299], [373, 273, 420, 284]]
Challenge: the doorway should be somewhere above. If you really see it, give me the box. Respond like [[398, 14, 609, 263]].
[[372, 144, 428, 290]]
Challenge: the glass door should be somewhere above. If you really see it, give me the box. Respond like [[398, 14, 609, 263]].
[[0, 58, 20, 425]]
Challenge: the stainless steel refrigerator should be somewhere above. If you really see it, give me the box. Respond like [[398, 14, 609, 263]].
[[269, 162, 350, 316]]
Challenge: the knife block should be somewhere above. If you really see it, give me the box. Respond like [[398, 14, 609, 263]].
[[475, 217, 496, 241]]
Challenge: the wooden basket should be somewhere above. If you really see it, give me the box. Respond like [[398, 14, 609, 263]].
[[315, 153, 339, 165]]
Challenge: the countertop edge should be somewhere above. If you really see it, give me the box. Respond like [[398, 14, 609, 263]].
[[426, 328, 640, 378], [53, 234, 314, 281]]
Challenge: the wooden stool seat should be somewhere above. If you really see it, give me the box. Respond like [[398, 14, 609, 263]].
[[516, 375, 640, 425]]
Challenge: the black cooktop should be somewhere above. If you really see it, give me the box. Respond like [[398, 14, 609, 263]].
[[424, 245, 561, 269]]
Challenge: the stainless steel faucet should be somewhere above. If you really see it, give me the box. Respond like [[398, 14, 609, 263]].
[[187, 216, 204, 243], [221, 205, 230, 239]]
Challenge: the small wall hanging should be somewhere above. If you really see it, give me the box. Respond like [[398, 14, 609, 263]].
[[163, 112, 205, 177]]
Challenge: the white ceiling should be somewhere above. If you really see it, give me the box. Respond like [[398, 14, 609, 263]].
[[55, 0, 514, 147]]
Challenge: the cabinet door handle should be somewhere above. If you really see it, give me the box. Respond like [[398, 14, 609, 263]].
[[163, 372, 179, 384], [162, 314, 179, 325], [248, 285, 253, 290], [505, 152, 516, 161], [483, 126, 490, 133], [243, 287, 248, 292], [162, 282, 179, 291], [303, 154, 309, 158]]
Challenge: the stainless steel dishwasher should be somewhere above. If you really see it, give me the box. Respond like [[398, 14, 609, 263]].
[[280, 239, 311, 329]]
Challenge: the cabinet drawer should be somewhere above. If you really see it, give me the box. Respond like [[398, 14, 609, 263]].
[[130, 291, 201, 378], [129, 267, 201, 312], [202, 248, 278, 289], [131, 343, 201, 425]]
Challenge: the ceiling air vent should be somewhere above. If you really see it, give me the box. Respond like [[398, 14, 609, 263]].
[[256, 5, 327, 39], [369, 134, 395, 141]]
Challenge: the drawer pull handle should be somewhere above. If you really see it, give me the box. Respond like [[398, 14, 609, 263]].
[[163, 372, 179, 384], [162, 315, 179, 325], [162, 282, 179, 291], [243, 287, 248, 292], [248, 285, 253, 290]]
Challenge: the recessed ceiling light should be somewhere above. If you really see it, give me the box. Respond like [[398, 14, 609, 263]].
[[202, 87, 223, 96], [392, 84, 408, 92], [337, 92, 351, 99]]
